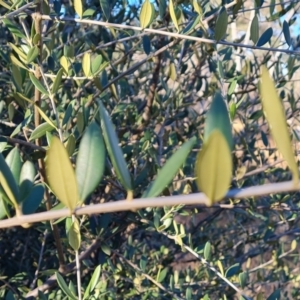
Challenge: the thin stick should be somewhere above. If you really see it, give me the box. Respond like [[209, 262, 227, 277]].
[[38, 14, 300, 56], [1, 180, 300, 228]]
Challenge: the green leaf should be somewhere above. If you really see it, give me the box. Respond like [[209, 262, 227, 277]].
[[3, 19, 26, 39], [214, 7, 228, 41], [68, 218, 81, 251], [195, 130, 232, 205], [52, 68, 64, 94], [8, 103, 15, 122], [225, 263, 240, 278], [204, 241, 211, 260], [204, 92, 233, 150], [100, 0, 110, 20], [83, 265, 101, 299], [256, 27, 273, 47], [169, 0, 179, 31], [0, 194, 10, 220], [76, 122, 106, 203], [260, 66, 299, 185], [5, 147, 21, 187], [74, 0, 83, 19], [143, 137, 196, 198], [239, 271, 248, 289], [11, 65, 22, 90], [282, 20, 291, 47], [9, 43, 27, 60], [0, 0, 11, 9], [45, 136, 79, 211], [142, 35, 151, 55], [0, 152, 20, 208], [55, 272, 77, 300], [19, 160, 36, 200], [193, 0, 202, 16], [159, 0, 166, 19], [26, 46, 39, 64], [21, 184, 44, 215], [157, 267, 168, 283], [65, 134, 76, 156], [10, 53, 28, 70], [98, 101, 133, 193], [250, 14, 259, 44], [35, 106, 58, 129], [91, 55, 103, 76], [29, 122, 55, 141], [140, 0, 154, 29], [82, 52, 91, 77], [29, 73, 49, 95]]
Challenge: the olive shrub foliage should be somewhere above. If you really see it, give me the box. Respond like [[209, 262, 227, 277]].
[[0, 0, 300, 299]]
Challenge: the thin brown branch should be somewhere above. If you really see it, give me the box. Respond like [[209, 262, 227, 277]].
[[32, 11, 66, 269]]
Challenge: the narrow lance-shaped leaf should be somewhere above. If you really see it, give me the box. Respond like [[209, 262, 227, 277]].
[[282, 20, 291, 47], [35, 105, 58, 129], [56, 272, 77, 300], [82, 53, 91, 77], [260, 66, 299, 185], [45, 136, 79, 211], [83, 265, 101, 300], [29, 73, 49, 95], [250, 14, 259, 44], [5, 147, 22, 186], [214, 7, 228, 41], [21, 184, 44, 215], [29, 122, 55, 141], [193, 0, 203, 16], [256, 27, 273, 47], [74, 0, 83, 19], [143, 137, 196, 198], [98, 101, 133, 194], [68, 217, 81, 251], [52, 68, 64, 94], [100, 0, 110, 20], [0, 152, 20, 208], [140, 0, 154, 29], [26, 46, 39, 64], [76, 122, 106, 203], [195, 130, 232, 205], [159, 0, 166, 19], [204, 92, 233, 150], [19, 160, 36, 200], [169, 0, 179, 32]]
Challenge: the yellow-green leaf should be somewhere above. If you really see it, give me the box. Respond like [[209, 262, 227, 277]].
[[29, 73, 49, 95], [60, 56, 69, 75], [0, 0, 11, 9], [65, 134, 76, 156], [193, 0, 202, 16], [169, 62, 177, 81], [169, 0, 179, 32], [52, 68, 64, 94], [0, 152, 20, 208], [140, 0, 154, 29], [68, 218, 81, 251], [45, 136, 79, 211], [10, 53, 28, 70], [82, 53, 91, 77], [260, 65, 299, 186], [74, 0, 83, 19], [9, 43, 27, 60], [195, 130, 232, 205], [35, 106, 58, 130]]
